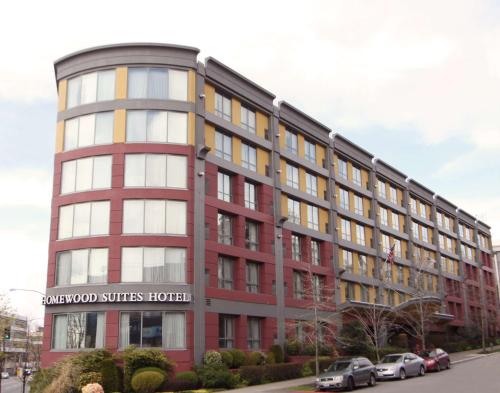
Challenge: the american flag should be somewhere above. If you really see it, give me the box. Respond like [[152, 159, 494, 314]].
[[386, 243, 396, 264]]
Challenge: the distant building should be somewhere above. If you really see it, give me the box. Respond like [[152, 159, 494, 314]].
[[494, 245, 500, 301]]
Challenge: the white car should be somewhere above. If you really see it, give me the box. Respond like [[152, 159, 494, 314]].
[[1, 371, 9, 379]]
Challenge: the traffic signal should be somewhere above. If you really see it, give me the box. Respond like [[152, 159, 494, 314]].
[[3, 327, 10, 340]]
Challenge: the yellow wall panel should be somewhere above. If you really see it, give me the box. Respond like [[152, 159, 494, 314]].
[[396, 189, 403, 206], [257, 148, 269, 176], [340, 281, 346, 303], [115, 67, 128, 100], [319, 208, 328, 234], [348, 190, 355, 213], [354, 284, 361, 301], [113, 109, 126, 143], [232, 137, 242, 165], [363, 197, 370, 218], [204, 84, 215, 113], [187, 112, 195, 145], [353, 253, 359, 274], [187, 70, 196, 103], [297, 134, 305, 158], [279, 124, 286, 148], [366, 227, 373, 248], [298, 168, 306, 192], [401, 240, 408, 259], [367, 257, 375, 278], [55, 121, 64, 153], [281, 194, 288, 218], [57, 80, 67, 112], [318, 177, 327, 200], [316, 145, 326, 168], [391, 264, 397, 284], [231, 98, 241, 126], [399, 215, 405, 232], [205, 123, 215, 152], [256, 112, 268, 139], [369, 287, 376, 303], [280, 159, 287, 184], [361, 168, 369, 189], [403, 267, 410, 286], [347, 161, 353, 183], [333, 154, 339, 176], [300, 202, 308, 227]]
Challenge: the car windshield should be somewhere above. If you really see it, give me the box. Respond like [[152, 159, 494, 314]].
[[327, 361, 351, 372], [381, 355, 402, 363], [420, 350, 437, 357]]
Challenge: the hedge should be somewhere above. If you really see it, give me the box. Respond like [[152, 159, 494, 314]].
[[240, 362, 303, 385]]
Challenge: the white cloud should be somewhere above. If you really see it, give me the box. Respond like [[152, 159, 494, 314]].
[[0, 169, 52, 208]]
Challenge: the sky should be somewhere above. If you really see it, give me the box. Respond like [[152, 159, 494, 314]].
[[1, 0, 499, 323]]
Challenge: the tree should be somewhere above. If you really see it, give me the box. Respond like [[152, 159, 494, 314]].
[[0, 295, 13, 393]]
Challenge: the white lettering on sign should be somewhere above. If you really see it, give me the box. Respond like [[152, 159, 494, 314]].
[[42, 292, 191, 306]]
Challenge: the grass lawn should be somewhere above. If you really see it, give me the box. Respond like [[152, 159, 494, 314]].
[[287, 384, 316, 391]]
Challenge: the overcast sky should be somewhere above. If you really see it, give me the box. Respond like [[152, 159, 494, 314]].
[[1, 0, 499, 323]]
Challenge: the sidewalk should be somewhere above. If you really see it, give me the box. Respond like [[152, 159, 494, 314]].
[[228, 345, 500, 393]]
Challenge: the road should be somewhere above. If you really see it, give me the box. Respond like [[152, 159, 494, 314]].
[[0, 377, 29, 393], [282, 352, 500, 393]]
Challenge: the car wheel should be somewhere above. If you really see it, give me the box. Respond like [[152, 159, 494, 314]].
[[368, 373, 376, 387], [346, 376, 355, 391], [419, 365, 425, 376], [436, 362, 441, 372], [399, 368, 406, 380]]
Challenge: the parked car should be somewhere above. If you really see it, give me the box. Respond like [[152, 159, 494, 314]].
[[376, 353, 426, 380], [1, 371, 9, 379], [419, 348, 451, 371], [315, 357, 377, 391]]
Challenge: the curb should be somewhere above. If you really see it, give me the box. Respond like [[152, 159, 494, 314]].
[[451, 351, 497, 365]]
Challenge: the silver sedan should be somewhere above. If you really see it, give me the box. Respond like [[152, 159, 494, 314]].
[[376, 353, 426, 380]]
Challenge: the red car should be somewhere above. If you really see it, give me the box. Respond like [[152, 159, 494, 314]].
[[419, 348, 451, 371]]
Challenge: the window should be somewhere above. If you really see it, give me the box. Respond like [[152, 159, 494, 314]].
[[215, 131, 232, 161], [286, 164, 299, 189], [422, 227, 429, 243], [394, 239, 401, 257], [287, 198, 301, 224], [67, 70, 115, 108], [120, 312, 185, 349], [121, 247, 185, 283], [465, 227, 471, 241], [217, 213, 233, 245], [245, 221, 259, 251], [341, 219, 351, 241], [360, 286, 369, 302], [291, 234, 301, 261], [459, 224, 464, 238], [307, 205, 319, 231], [123, 200, 186, 235], [58, 201, 110, 239], [304, 140, 316, 163], [343, 250, 353, 273], [293, 271, 304, 299], [247, 317, 261, 349], [377, 179, 386, 199], [124, 154, 187, 189], [53, 312, 105, 349], [215, 92, 232, 121], [352, 166, 361, 186], [218, 256, 234, 289], [391, 212, 400, 231], [380, 207, 388, 226], [410, 198, 417, 214], [240, 106, 256, 133], [439, 234, 445, 249], [338, 158, 347, 179], [390, 186, 397, 205], [381, 234, 390, 253], [356, 224, 365, 246], [64, 112, 114, 151], [61, 155, 112, 194], [354, 195, 363, 216], [444, 216, 451, 231], [436, 212, 443, 227], [397, 265, 404, 284], [219, 315, 235, 348], [128, 67, 187, 101], [244, 182, 257, 210], [312, 275, 322, 301], [311, 240, 320, 265], [217, 172, 232, 202], [126, 110, 188, 144], [246, 262, 260, 293], [56, 248, 108, 286], [241, 143, 257, 171], [285, 130, 298, 154], [387, 290, 395, 306], [305, 173, 318, 197], [359, 255, 368, 276], [345, 282, 354, 300], [412, 222, 419, 240], [420, 203, 427, 219], [339, 188, 349, 210]]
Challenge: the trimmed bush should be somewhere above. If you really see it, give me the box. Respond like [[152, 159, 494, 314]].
[[220, 351, 233, 368], [301, 344, 316, 356], [229, 349, 246, 368], [264, 363, 303, 382], [285, 340, 301, 356], [133, 367, 168, 380], [246, 351, 266, 366], [266, 352, 276, 365], [203, 350, 223, 367], [195, 365, 239, 389], [268, 344, 284, 363], [29, 368, 57, 393], [130, 371, 165, 393], [303, 357, 336, 376], [100, 358, 121, 393], [74, 350, 114, 373], [240, 365, 265, 385], [165, 371, 199, 391], [78, 372, 103, 389]]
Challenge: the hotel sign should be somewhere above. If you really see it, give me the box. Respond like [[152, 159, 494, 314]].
[[42, 292, 192, 306]]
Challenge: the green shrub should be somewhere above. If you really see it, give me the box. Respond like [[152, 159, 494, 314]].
[[43, 358, 82, 393], [203, 350, 223, 367], [239, 365, 265, 385], [195, 365, 239, 389], [130, 371, 165, 393], [220, 351, 233, 368], [266, 352, 276, 365], [246, 351, 266, 366], [301, 344, 316, 356], [268, 344, 284, 363], [229, 349, 246, 368], [78, 372, 103, 389], [133, 367, 168, 380], [303, 357, 336, 376], [166, 371, 199, 391], [100, 358, 121, 393], [264, 363, 303, 382], [285, 340, 301, 356], [339, 321, 372, 356], [74, 350, 114, 373], [29, 368, 58, 393], [121, 347, 174, 393]]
